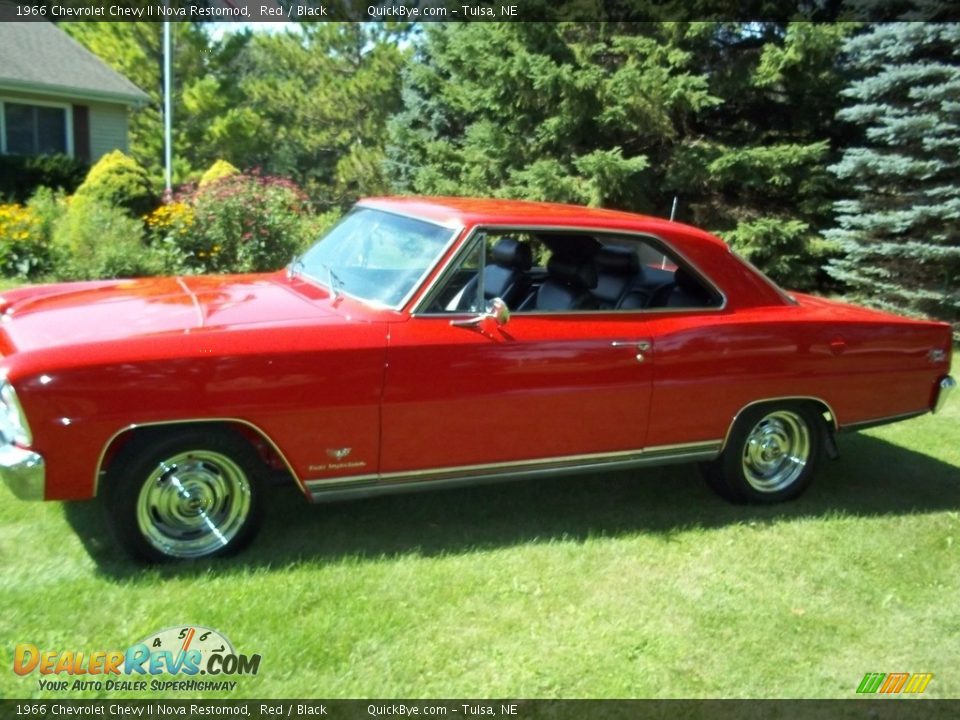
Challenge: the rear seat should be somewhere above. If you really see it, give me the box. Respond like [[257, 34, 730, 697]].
[[591, 246, 640, 310], [648, 267, 717, 308], [521, 255, 599, 311]]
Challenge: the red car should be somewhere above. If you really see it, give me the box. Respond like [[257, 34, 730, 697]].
[[0, 197, 954, 561]]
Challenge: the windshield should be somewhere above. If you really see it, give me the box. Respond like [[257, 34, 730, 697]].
[[294, 207, 456, 308]]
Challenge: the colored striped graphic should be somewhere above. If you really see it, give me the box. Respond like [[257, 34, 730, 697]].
[[857, 672, 933, 694]]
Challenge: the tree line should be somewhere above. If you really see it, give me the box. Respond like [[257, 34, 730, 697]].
[[60, 21, 958, 331]]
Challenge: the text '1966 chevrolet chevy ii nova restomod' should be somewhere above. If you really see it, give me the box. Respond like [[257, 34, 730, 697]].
[[0, 197, 954, 561]]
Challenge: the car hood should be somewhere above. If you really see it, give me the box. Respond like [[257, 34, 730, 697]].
[[0, 273, 341, 352]]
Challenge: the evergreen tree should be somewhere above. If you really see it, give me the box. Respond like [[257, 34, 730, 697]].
[[238, 23, 409, 209], [386, 22, 850, 289], [668, 22, 852, 288], [387, 23, 715, 211], [826, 23, 960, 330]]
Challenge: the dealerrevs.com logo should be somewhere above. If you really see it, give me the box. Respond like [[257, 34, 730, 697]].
[[14, 626, 261, 693]]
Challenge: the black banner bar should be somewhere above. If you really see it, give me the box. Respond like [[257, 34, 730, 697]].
[[1, 0, 959, 22]]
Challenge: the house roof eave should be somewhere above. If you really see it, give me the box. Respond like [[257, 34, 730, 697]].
[[0, 79, 151, 108]]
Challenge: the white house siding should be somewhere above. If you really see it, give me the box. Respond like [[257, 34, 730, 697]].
[[88, 102, 129, 161]]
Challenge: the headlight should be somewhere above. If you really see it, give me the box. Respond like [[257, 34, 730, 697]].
[[0, 381, 32, 446]]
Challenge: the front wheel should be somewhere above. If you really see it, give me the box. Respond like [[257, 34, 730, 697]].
[[102, 429, 265, 562], [701, 403, 824, 504]]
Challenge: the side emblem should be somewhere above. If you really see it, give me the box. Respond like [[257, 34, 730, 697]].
[[929, 349, 946, 363], [326, 447, 352, 460]]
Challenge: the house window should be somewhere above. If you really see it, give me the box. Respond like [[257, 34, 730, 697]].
[[1, 100, 72, 156]]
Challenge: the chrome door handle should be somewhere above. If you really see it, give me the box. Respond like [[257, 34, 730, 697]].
[[611, 340, 652, 362]]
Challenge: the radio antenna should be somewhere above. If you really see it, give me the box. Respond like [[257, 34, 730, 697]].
[[669, 196, 679, 222]]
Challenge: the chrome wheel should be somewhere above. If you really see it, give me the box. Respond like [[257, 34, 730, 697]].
[[741, 410, 811, 493], [136, 450, 252, 559]]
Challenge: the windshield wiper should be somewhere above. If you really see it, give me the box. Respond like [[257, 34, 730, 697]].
[[288, 257, 344, 299], [321, 263, 344, 299]]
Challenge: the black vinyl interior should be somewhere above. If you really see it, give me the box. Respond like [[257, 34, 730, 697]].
[[498, 240, 720, 312], [458, 237, 534, 309]]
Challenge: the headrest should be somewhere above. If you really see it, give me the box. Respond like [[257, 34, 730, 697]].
[[596, 246, 640, 275], [547, 255, 598, 290], [491, 238, 533, 270]]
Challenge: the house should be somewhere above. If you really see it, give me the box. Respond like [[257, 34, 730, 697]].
[[0, 21, 149, 164]]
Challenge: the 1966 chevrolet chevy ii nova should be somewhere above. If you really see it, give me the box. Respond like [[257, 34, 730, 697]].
[[0, 197, 954, 561]]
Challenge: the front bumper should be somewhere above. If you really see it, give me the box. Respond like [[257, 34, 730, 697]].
[[0, 443, 45, 500], [933, 375, 956, 414]]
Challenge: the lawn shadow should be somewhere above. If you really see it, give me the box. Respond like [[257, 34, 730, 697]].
[[63, 431, 960, 581]]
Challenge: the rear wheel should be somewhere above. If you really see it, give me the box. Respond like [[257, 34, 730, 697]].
[[102, 429, 265, 562], [701, 403, 823, 503]]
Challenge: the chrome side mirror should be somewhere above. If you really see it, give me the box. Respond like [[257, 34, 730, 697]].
[[487, 297, 510, 326], [450, 297, 510, 329]]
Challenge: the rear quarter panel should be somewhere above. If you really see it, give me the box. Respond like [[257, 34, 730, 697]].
[[643, 301, 951, 449]]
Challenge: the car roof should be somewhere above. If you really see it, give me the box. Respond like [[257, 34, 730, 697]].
[[357, 196, 728, 250]]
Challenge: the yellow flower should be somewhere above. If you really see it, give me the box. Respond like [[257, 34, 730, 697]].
[[144, 202, 195, 232], [0, 204, 41, 246]]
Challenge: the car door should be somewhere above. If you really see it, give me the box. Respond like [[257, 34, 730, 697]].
[[378, 233, 654, 476]]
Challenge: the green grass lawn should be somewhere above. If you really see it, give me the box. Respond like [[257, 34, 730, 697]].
[[1, 367, 958, 700]]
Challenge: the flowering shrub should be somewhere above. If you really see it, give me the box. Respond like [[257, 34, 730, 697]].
[[156, 172, 307, 274], [0, 202, 50, 278]]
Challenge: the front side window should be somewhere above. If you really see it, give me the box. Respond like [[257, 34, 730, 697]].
[[295, 207, 456, 308], [3, 102, 67, 155]]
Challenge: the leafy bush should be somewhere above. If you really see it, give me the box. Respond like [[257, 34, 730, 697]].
[[157, 172, 307, 274], [199, 159, 240, 187], [53, 197, 163, 280], [73, 150, 155, 218], [0, 154, 88, 203]]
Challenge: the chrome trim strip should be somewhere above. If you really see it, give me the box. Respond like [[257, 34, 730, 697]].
[[839, 409, 927, 433], [306, 473, 380, 488], [303, 441, 722, 502], [410, 224, 728, 317], [720, 396, 840, 453], [933, 375, 956, 414], [93, 418, 302, 496], [410, 225, 485, 316]]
